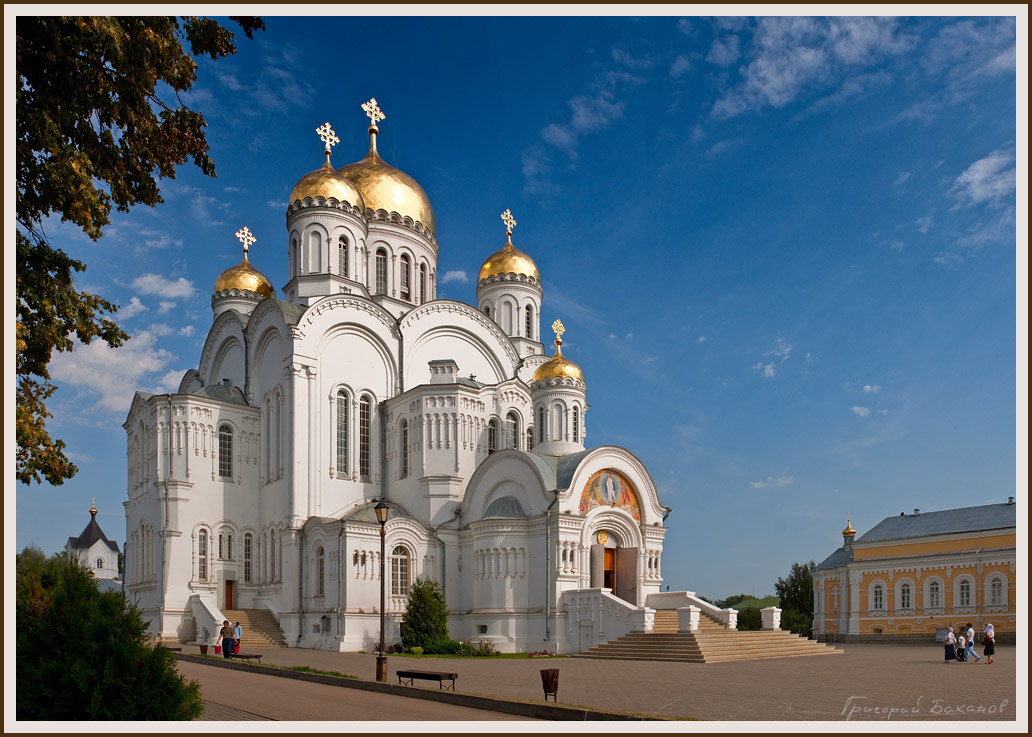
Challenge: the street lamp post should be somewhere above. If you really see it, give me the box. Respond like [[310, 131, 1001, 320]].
[[375, 500, 389, 682]]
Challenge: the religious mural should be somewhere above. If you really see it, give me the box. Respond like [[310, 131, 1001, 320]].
[[579, 469, 640, 521]]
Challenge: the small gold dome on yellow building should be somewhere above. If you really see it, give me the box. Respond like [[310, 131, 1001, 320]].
[[842, 515, 856, 537], [289, 155, 365, 209], [479, 235, 540, 282], [338, 124, 436, 236], [532, 321, 584, 383], [214, 227, 274, 298]]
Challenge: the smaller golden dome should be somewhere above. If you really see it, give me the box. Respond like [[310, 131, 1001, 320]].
[[532, 324, 584, 383], [842, 514, 856, 537], [479, 235, 540, 282], [289, 154, 365, 209], [214, 253, 274, 298]]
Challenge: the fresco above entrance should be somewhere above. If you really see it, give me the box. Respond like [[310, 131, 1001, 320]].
[[579, 469, 640, 521]]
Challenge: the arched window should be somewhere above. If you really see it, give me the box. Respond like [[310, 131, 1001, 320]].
[[872, 583, 884, 611], [292, 237, 300, 275], [198, 529, 208, 581], [227, 534, 233, 560], [244, 534, 253, 583], [958, 578, 972, 607], [927, 580, 941, 608], [525, 304, 534, 339], [899, 582, 911, 610], [399, 419, 409, 479], [488, 419, 498, 454], [309, 231, 322, 272], [218, 425, 233, 479], [526, 427, 534, 452], [505, 412, 519, 449], [572, 406, 580, 442], [269, 529, 277, 580], [391, 546, 410, 596], [218, 532, 224, 559], [338, 235, 349, 277], [988, 575, 1005, 605], [420, 264, 427, 304], [400, 254, 411, 301], [96, 558, 104, 569], [375, 249, 388, 294], [316, 545, 325, 597], [359, 396, 372, 479], [336, 390, 349, 476], [483, 305, 491, 318], [538, 407, 545, 443]]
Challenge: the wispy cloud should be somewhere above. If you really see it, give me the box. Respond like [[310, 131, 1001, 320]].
[[706, 35, 740, 66], [949, 148, 1016, 208], [441, 270, 468, 284], [851, 406, 871, 417], [750, 474, 795, 489], [131, 274, 197, 299], [118, 297, 149, 319], [863, 385, 881, 394]]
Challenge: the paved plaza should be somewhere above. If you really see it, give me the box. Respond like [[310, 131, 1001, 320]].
[[179, 642, 1021, 723]]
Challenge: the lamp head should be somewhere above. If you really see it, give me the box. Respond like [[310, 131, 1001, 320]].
[[374, 500, 389, 526]]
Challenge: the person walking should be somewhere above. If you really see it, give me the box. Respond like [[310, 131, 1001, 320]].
[[965, 623, 981, 662], [955, 631, 967, 661], [943, 626, 958, 663], [983, 622, 995, 664], [233, 621, 243, 654], [219, 620, 235, 659]]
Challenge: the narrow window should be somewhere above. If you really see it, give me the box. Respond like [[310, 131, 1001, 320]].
[[336, 390, 349, 476], [375, 249, 387, 294], [899, 583, 911, 609], [399, 420, 409, 479], [392, 546, 410, 596], [198, 530, 208, 581], [537, 407, 545, 442], [506, 412, 519, 449], [244, 534, 253, 583], [572, 406, 580, 442], [96, 558, 103, 570], [227, 534, 233, 560], [959, 579, 971, 607], [218, 425, 233, 479], [218, 532, 224, 559], [484, 305, 490, 318], [872, 584, 883, 610], [525, 304, 534, 339], [488, 419, 498, 454], [420, 264, 427, 304], [359, 396, 371, 479], [316, 545, 325, 596], [989, 577, 1003, 605], [400, 255, 411, 301], [270, 530, 277, 580], [338, 236, 349, 277], [292, 237, 300, 275], [526, 427, 534, 452], [928, 580, 940, 608]]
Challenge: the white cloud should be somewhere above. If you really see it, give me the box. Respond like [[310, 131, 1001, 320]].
[[893, 171, 911, 188], [916, 215, 933, 233], [441, 270, 468, 284], [267, 200, 288, 209], [541, 124, 578, 160], [131, 274, 197, 299], [118, 297, 148, 319], [707, 35, 740, 66], [753, 361, 776, 377], [863, 384, 881, 394], [612, 48, 653, 70], [949, 148, 1016, 208], [670, 55, 692, 79], [49, 331, 177, 414], [179, 325, 196, 337], [155, 369, 189, 394], [158, 301, 177, 314], [697, 336, 706, 343], [677, 18, 694, 36], [750, 475, 795, 489], [852, 406, 871, 417], [148, 323, 175, 337], [878, 409, 889, 415]]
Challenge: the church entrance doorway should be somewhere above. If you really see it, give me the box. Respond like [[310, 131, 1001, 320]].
[[603, 548, 615, 590], [225, 580, 235, 610], [591, 532, 638, 606]]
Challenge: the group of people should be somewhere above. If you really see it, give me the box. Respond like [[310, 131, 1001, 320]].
[[218, 620, 243, 658], [944, 622, 995, 664]]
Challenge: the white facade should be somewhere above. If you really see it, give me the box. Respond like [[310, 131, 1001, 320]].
[[123, 113, 673, 653]]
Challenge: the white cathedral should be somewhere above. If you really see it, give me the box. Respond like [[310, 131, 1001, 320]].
[[124, 100, 693, 654]]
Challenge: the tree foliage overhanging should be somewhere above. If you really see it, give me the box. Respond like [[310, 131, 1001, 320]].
[[15, 16, 263, 486], [16, 549, 204, 719]]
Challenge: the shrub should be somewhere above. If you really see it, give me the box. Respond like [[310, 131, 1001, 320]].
[[736, 607, 762, 631], [409, 646, 423, 656], [401, 577, 450, 650], [16, 551, 203, 719]]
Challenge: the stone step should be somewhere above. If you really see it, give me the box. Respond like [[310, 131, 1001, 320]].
[[221, 608, 288, 647]]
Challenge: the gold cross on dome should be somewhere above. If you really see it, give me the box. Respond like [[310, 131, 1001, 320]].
[[500, 209, 517, 234], [316, 122, 339, 150], [552, 319, 565, 341], [235, 226, 256, 254], [362, 98, 385, 126]]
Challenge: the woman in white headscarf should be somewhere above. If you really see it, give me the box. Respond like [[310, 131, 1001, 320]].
[[944, 626, 957, 663], [983, 622, 995, 664]]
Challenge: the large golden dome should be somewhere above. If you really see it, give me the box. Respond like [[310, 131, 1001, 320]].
[[479, 235, 540, 282], [289, 155, 365, 208], [214, 253, 274, 298], [532, 330, 584, 383], [338, 125, 436, 236]]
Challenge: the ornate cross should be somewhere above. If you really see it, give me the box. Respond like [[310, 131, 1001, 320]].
[[235, 226, 256, 254], [316, 121, 339, 151], [500, 209, 516, 234], [552, 319, 565, 342], [362, 97, 385, 127]]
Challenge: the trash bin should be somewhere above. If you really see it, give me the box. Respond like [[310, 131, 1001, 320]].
[[540, 668, 559, 702], [200, 644, 208, 655]]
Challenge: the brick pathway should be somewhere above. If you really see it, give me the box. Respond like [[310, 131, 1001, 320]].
[[179, 643, 1020, 722]]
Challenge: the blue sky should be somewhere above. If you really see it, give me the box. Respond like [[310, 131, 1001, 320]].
[[10, 11, 1025, 600]]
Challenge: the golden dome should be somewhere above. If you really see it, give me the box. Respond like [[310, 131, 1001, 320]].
[[289, 154, 365, 208], [842, 514, 856, 537], [338, 125, 436, 236], [479, 235, 540, 282], [532, 324, 584, 383], [214, 253, 274, 298]]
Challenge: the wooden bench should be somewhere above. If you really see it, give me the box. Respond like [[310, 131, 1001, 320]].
[[396, 669, 458, 690], [230, 653, 263, 664]]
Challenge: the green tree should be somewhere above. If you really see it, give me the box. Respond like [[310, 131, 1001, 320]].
[[775, 560, 816, 638], [16, 15, 263, 486], [401, 577, 450, 650], [16, 549, 203, 719]]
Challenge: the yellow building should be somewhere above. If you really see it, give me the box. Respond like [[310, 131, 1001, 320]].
[[813, 500, 1016, 642]]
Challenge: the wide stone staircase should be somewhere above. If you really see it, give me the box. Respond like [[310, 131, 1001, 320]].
[[220, 608, 288, 648], [572, 609, 841, 663]]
